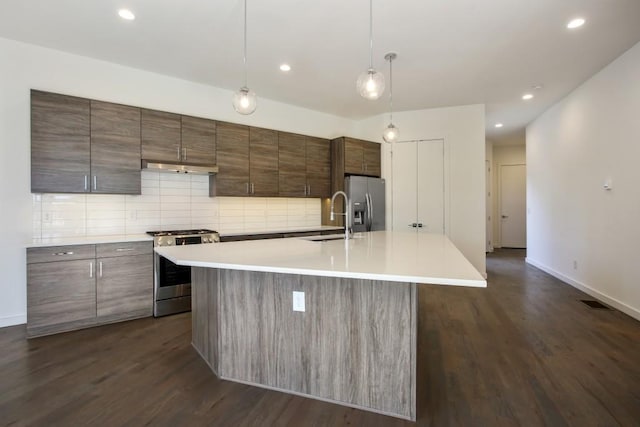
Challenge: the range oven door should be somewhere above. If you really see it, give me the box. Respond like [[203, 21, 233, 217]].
[[154, 252, 192, 301]]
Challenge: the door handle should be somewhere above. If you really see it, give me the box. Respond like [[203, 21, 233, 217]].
[[501, 215, 509, 219]]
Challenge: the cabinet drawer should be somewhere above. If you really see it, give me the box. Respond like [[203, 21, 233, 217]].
[[96, 241, 152, 258], [27, 245, 95, 264]]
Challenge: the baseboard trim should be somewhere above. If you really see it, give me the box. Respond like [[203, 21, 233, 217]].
[[0, 313, 26, 328], [525, 257, 640, 322]]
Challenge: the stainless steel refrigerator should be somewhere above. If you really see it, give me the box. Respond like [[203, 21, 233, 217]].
[[345, 176, 386, 232]]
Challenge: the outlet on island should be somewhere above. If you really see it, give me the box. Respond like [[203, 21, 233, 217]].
[[293, 291, 305, 312]]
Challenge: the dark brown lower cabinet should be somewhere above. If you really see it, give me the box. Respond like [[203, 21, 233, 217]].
[[27, 258, 97, 337], [96, 248, 153, 323], [26, 241, 153, 338]]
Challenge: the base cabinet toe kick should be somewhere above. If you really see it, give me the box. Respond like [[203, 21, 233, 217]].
[[191, 267, 417, 421]]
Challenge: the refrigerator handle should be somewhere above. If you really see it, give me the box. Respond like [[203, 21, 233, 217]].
[[365, 193, 373, 231]]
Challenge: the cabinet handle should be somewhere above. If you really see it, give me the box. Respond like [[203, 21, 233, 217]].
[[409, 223, 417, 228], [99, 261, 103, 278], [89, 261, 93, 278], [53, 251, 74, 256], [307, 184, 311, 196], [93, 176, 97, 191], [182, 147, 187, 160], [115, 248, 135, 252], [84, 175, 88, 191], [177, 147, 181, 160], [246, 182, 250, 194]]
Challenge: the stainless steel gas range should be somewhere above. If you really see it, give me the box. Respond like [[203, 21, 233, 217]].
[[147, 229, 220, 317]]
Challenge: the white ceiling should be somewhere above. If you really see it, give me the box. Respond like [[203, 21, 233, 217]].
[[2, 0, 640, 145]]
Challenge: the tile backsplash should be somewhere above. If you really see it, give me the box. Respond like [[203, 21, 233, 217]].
[[32, 171, 322, 238]]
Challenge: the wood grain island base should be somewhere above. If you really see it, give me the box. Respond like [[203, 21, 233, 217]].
[[156, 231, 486, 421], [191, 268, 417, 420]]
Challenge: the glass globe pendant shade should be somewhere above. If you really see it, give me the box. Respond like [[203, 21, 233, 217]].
[[356, 68, 385, 100], [232, 87, 257, 115], [382, 123, 399, 143]]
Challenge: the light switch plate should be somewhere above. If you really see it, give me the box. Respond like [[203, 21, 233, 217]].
[[293, 291, 305, 312]]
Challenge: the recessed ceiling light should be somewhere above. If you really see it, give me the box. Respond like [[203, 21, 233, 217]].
[[279, 64, 291, 72], [567, 18, 585, 29], [522, 93, 534, 100], [118, 9, 135, 20], [495, 123, 504, 128]]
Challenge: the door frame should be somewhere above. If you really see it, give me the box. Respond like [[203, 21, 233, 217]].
[[497, 162, 526, 248]]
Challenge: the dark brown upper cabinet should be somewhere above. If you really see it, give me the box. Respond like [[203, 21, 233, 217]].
[[31, 91, 91, 193], [211, 123, 280, 197], [90, 101, 141, 194], [249, 127, 279, 197], [31, 91, 141, 194], [141, 110, 216, 165], [181, 116, 216, 165], [342, 137, 381, 177], [305, 137, 331, 198], [141, 109, 181, 162], [278, 133, 331, 198], [278, 132, 307, 197], [211, 122, 250, 196]]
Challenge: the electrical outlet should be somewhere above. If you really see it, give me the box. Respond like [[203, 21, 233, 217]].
[[292, 291, 305, 312]]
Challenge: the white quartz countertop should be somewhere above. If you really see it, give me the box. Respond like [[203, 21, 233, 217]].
[[219, 225, 343, 237], [26, 234, 153, 248], [155, 231, 486, 287]]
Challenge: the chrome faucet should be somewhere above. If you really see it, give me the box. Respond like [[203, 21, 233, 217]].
[[330, 191, 352, 240]]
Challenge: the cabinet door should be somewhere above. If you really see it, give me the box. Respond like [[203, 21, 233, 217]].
[[249, 127, 278, 196], [90, 101, 141, 194], [278, 132, 307, 197], [363, 141, 381, 177], [214, 122, 250, 196], [181, 116, 216, 164], [27, 259, 97, 336], [305, 137, 331, 198], [97, 253, 153, 322], [141, 109, 181, 162], [344, 138, 364, 175], [31, 90, 91, 193]]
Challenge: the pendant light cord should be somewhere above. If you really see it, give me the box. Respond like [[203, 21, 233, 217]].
[[368, 0, 373, 69], [389, 55, 393, 122], [243, 0, 248, 88]]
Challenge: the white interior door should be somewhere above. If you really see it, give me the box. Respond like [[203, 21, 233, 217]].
[[392, 141, 418, 231], [417, 140, 444, 234], [500, 164, 526, 248]]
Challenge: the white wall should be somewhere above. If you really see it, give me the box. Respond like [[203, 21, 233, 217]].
[[527, 41, 640, 320], [0, 37, 354, 327], [354, 104, 487, 276], [492, 145, 526, 248]]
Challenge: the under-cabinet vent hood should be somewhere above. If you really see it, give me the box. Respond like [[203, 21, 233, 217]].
[[142, 160, 218, 175]]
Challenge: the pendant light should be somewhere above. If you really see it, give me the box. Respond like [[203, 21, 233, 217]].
[[232, 0, 257, 114], [356, 0, 384, 100], [382, 52, 399, 143]]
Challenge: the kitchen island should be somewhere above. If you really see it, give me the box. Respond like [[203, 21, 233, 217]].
[[156, 231, 486, 421]]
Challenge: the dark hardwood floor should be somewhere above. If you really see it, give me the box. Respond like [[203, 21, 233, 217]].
[[2, 249, 639, 426]]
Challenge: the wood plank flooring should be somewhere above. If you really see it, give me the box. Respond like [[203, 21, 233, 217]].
[[1, 249, 639, 426]]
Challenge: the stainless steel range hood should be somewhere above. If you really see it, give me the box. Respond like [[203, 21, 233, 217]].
[[142, 160, 218, 175]]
